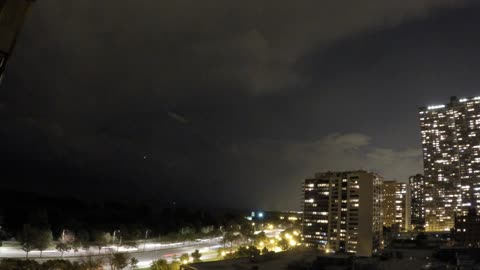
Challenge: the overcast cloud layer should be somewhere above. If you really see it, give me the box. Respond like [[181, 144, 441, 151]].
[[0, 0, 477, 210]]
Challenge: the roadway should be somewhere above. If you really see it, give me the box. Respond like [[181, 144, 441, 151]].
[[0, 229, 284, 268], [0, 238, 221, 259]]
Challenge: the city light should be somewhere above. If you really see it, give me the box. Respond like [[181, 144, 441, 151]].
[[420, 97, 480, 231], [427, 104, 446, 110], [303, 171, 383, 256]]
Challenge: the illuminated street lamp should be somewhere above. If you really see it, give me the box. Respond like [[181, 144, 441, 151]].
[[143, 229, 151, 251], [112, 230, 121, 251]]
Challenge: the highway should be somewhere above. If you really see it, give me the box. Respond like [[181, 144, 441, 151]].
[[0, 239, 222, 269], [0, 238, 221, 258], [0, 229, 284, 268]]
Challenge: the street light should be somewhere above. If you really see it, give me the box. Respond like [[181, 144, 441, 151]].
[[113, 230, 121, 251], [143, 229, 151, 251]]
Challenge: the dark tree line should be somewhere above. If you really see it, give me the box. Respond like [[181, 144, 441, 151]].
[[0, 254, 138, 270], [0, 188, 248, 244]]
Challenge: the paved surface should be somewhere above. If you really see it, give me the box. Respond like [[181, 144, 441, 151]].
[[1, 240, 221, 269], [0, 229, 284, 269], [0, 238, 220, 258]]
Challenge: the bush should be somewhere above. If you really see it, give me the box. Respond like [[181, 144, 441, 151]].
[[0, 259, 41, 270]]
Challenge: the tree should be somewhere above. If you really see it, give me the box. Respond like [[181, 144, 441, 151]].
[[254, 231, 267, 246], [240, 223, 254, 245], [80, 255, 103, 270], [150, 259, 170, 270], [0, 258, 40, 270], [191, 249, 202, 262], [42, 259, 76, 270], [170, 261, 182, 270], [278, 238, 289, 250], [130, 257, 139, 269], [33, 229, 53, 258], [18, 224, 35, 259], [72, 238, 82, 255], [56, 242, 71, 258], [236, 246, 260, 258], [76, 229, 90, 252], [108, 252, 129, 270], [180, 253, 190, 264], [223, 231, 240, 251], [93, 231, 111, 255]]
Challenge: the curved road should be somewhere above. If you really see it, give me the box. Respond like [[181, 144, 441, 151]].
[[0, 229, 283, 268]]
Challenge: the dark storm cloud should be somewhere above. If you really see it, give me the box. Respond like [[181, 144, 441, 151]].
[[226, 134, 422, 210], [0, 0, 474, 209], [19, 0, 466, 97]]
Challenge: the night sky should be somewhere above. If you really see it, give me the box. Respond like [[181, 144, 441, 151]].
[[1, 0, 479, 210]]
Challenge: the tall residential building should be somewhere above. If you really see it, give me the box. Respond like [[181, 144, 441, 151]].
[[409, 174, 425, 229], [419, 96, 480, 232], [302, 170, 383, 257], [383, 181, 396, 228], [454, 209, 480, 247], [383, 181, 411, 231]]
